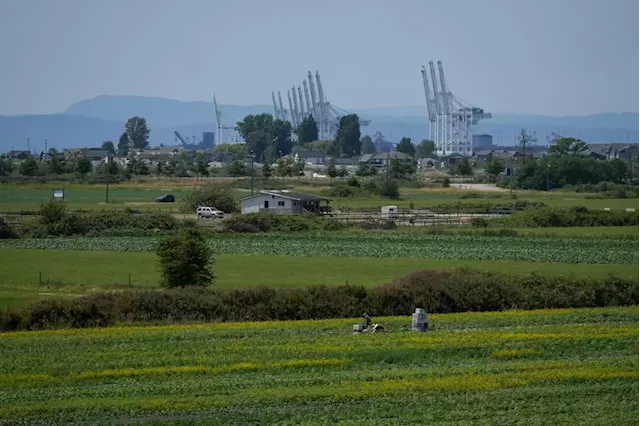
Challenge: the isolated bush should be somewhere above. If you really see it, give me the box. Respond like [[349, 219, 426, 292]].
[[2, 268, 636, 331], [156, 228, 214, 288], [326, 183, 355, 198], [220, 212, 328, 233], [375, 178, 400, 199], [0, 217, 18, 239], [346, 176, 360, 187], [471, 218, 488, 228], [182, 183, 238, 213], [441, 176, 450, 188], [39, 201, 67, 226]]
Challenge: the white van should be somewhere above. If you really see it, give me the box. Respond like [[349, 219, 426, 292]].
[[196, 206, 224, 219], [381, 205, 398, 220]]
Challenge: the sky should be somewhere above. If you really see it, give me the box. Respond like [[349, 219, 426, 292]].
[[0, 0, 638, 116]]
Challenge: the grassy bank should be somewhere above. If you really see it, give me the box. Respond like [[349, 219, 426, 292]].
[[0, 249, 637, 308]]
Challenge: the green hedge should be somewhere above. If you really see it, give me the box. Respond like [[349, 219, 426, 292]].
[[503, 205, 638, 227], [1, 268, 636, 332]]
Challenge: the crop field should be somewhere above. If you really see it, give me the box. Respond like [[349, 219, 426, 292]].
[[1, 233, 636, 265], [0, 306, 637, 424], [1, 249, 636, 309]]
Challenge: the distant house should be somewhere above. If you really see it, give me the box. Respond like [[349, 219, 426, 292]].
[[360, 151, 413, 167], [137, 146, 182, 157], [587, 143, 638, 161], [85, 149, 110, 161], [6, 150, 31, 160], [472, 149, 495, 167], [417, 157, 438, 170], [240, 190, 331, 214], [294, 150, 327, 165]]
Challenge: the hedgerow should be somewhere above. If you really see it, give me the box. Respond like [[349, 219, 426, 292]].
[[1, 269, 636, 331]]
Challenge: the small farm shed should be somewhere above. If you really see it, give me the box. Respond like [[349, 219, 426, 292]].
[[240, 190, 331, 215]]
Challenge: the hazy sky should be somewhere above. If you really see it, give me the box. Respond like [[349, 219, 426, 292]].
[[0, 0, 638, 116]]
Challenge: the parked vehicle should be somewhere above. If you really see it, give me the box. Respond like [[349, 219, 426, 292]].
[[196, 206, 224, 219], [155, 194, 175, 203]]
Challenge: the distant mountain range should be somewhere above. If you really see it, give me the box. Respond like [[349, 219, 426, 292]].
[[0, 95, 637, 153]]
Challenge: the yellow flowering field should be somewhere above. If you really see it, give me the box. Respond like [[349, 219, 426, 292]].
[[0, 306, 637, 424]]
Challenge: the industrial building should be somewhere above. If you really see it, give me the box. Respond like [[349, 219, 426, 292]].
[[472, 134, 493, 150]]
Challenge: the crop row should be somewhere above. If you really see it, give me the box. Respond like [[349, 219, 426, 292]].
[[0, 232, 636, 264], [0, 307, 637, 424]]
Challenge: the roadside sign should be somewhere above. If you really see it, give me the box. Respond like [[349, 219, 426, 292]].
[[52, 189, 65, 201]]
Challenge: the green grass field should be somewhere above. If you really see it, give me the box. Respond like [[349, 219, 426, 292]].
[[0, 306, 636, 424], [0, 249, 637, 308], [1, 182, 637, 211]]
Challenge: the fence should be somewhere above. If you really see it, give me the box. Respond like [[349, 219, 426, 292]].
[[325, 208, 513, 227]]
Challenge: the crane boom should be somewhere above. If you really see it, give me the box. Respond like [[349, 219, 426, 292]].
[[278, 92, 285, 121], [297, 86, 305, 120], [428, 62, 441, 115], [315, 71, 327, 139], [307, 71, 318, 124], [287, 90, 296, 127], [291, 86, 300, 127], [271, 92, 280, 119], [437, 60, 450, 114], [303, 80, 312, 117], [421, 66, 435, 122], [173, 131, 187, 146]]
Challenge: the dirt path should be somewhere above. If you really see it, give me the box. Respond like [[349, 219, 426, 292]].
[[449, 183, 508, 192]]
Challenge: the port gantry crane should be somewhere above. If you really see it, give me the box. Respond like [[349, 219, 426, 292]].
[[212, 93, 240, 144], [271, 70, 370, 140], [421, 60, 491, 156]]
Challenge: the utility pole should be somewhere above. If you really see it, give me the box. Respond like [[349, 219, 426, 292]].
[[44, 138, 48, 153], [105, 155, 111, 203], [250, 150, 254, 196], [27, 138, 30, 154], [546, 163, 550, 192]]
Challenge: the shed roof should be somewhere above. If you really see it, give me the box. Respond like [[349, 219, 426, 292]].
[[241, 190, 331, 202]]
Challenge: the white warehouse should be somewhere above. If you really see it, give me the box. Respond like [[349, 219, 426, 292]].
[[240, 190, 331, 214]]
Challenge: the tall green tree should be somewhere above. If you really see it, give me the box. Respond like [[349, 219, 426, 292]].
[[237, 113, 274, 162], [214, 143, 245, 158], [47, 148, 65, 175], [517, 129, 536, 163], [156, 228, 214, 288], [454, 158, 473, 176], [271, 119, 293, 160], [334, 114, 361, 157], [360, 135, 375, 154], [0, 155, 14, 176], [101, 141, 116, 155], [262, 162, 273, 180], [485, 157, 504, 179], [326, 158, 338, 180], [125, 117, 150, 150], [297, 116, 318, 144], [76, 157, 92, 176], [117, 132, 130, 155], [416, 139, 436, 158], [276, 157, 294, 178], [548, 137, 589, 156], [19, 156, 38, 176], [395, 137, 416, 157], [190, 152, 210, 177], [226, 159, 246, 177]]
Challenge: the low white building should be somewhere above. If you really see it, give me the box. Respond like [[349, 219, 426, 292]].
[[240, 190, 331, 214]]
